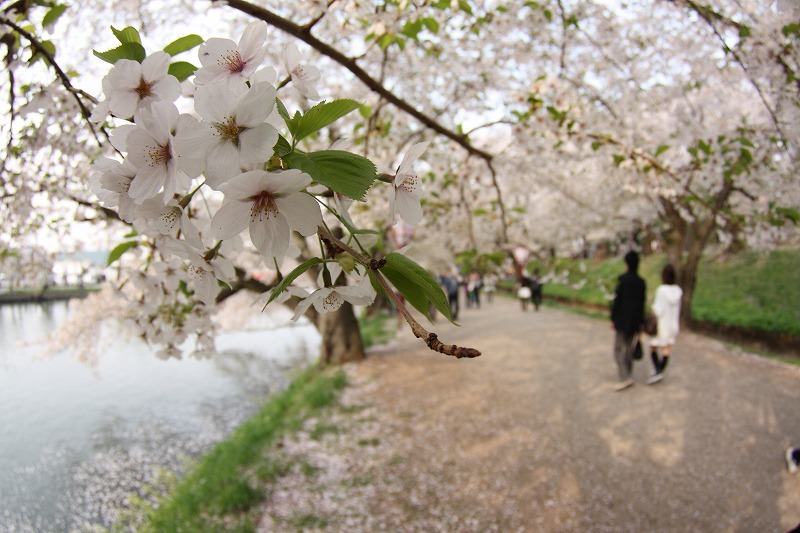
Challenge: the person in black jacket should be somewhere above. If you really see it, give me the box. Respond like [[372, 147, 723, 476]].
[[610, 251, 646, 391]]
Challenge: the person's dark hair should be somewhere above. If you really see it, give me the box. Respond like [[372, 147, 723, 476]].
[[624, 251, 639, 271], [662, 264, 677, 285]]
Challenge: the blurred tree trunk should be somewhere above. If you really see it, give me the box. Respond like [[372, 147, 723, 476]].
[[319, 302, 365, 365]]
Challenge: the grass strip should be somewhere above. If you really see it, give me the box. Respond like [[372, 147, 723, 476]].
[[141, 366, 347, 533]]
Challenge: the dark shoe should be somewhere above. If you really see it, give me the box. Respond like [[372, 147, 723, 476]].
[[787, 447, 799, 474]]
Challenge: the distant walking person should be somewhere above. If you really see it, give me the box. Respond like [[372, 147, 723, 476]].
[[647, 264, 683, 384], [440, 273, 460, 320], [531, 269, 543, 311], [517, 275, 533, 311], [610, 251, 646, 391]]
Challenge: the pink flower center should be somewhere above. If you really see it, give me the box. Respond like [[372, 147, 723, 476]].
[[221, 51, 246, 74], [146, 143, 172, 167], [399, 174, 419, 193], [214, 117, 244, 144], [134, 77, 154, 99], [250, 191, 279, 221], [291, 65, 312, 82]]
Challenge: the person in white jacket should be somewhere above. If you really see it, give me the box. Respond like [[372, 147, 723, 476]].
[[647, 264, 683, 384]]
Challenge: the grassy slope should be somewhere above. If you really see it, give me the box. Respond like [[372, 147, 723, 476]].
[[141, 368, 347, 533], [533, 249, 800, 337]]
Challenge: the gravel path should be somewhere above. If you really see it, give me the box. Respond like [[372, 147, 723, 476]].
[[258, 297, 800, 532]]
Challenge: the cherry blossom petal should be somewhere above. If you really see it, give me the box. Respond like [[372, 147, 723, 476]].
[[249, 212, 290, 258], [211, 200, 251, 239], [193, 82, 232, 123], [107, 59, 140, 89], [190, 266, 219, 305], [276, 193, 322, 236], [337, 285, 376, 306], [238, 21, 268, 64], [263, 168, 312, 196], [291, 291, 317, 321], [141, 52, 170, 80], [204, 142, 242, 188], [238, 123, 278, 162], [173, 122, 218, 159], [393, 188, 423, 225], [150, 75, 181, 104], [109, 90, 140, 119], [237, 82, 276, 126], [397, 141, 429, 176], [129, 164, 168, 202], [218, 170, 268, 199]]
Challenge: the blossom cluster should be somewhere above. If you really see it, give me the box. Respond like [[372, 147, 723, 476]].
[[89, 21, 430, 355]]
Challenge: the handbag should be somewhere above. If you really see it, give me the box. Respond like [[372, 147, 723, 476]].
[[632, 338, 643, 360], [644, 312, 658, 336]]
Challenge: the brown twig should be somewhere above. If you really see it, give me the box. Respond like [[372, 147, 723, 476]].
[[317, 225, 481, 359]]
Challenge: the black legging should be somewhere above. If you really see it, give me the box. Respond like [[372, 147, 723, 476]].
[[650, 349, 670, 374]]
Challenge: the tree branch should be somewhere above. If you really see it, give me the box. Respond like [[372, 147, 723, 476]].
[[209, 1, 494, 162], [0, 13, 105, 147], [317, 225, 481, 359]]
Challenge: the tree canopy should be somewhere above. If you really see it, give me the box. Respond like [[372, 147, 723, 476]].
[[1, 0, 798, 356]]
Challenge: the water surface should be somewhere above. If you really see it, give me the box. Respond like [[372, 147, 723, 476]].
[[0, 300, 320, 531]]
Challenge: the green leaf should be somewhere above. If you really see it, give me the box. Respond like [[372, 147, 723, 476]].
[[738, 25, 751, 39], [283, 150, 377, 201], [377, 33, 393, 49], [107, 241, 138, 266], [591, 141, 602, 151], [381, 252, 454, 324], [655, 144, 670, 156], [167, 61, 197, 82], [112, 26, 141, 45], [274, 135, 292, 158], [613, 154, 625, 166], [42, 4, 68, 28], [458, 0, 473, 15], [776, 207, 800, 225], [29, 40, 55, 64], [289, 99, 361, 143], [163, 34, 204, 56], [93, 42, 147, 64], [276, 98, 291, 125], [266, 258, 325, 305], [422, 17, 440, 34]]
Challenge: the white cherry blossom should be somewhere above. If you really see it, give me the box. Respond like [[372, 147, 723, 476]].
[[94, 51, 181, 121], [152, 257, 187, 292], [211, 169, 322, 258], [390, 141, 429, 226], [173, 81, 279, 189], [194, 21, 268, 86], [136, 198, 204, 251], [283, 43, 321, 101], [291, 284, 375, 321], [124, 101, 191, 203], [90, 157, 138, 223]]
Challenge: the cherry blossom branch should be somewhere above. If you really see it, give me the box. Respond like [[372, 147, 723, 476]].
[[210, 0, 516, 246], [214, 0, 492, 161], [317, 225, 481, 359], [0, 13, 106, 149], [668, 0, 795, 162]]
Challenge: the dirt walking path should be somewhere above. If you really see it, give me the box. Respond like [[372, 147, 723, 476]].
[[258, 296, 800, 532]]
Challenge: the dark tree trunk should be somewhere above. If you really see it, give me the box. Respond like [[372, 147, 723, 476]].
[[319, 301, 365, 365], [659, 178, 734, 328]]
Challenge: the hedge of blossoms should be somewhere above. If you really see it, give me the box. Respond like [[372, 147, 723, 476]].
[[88, 21, 467, 360]]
